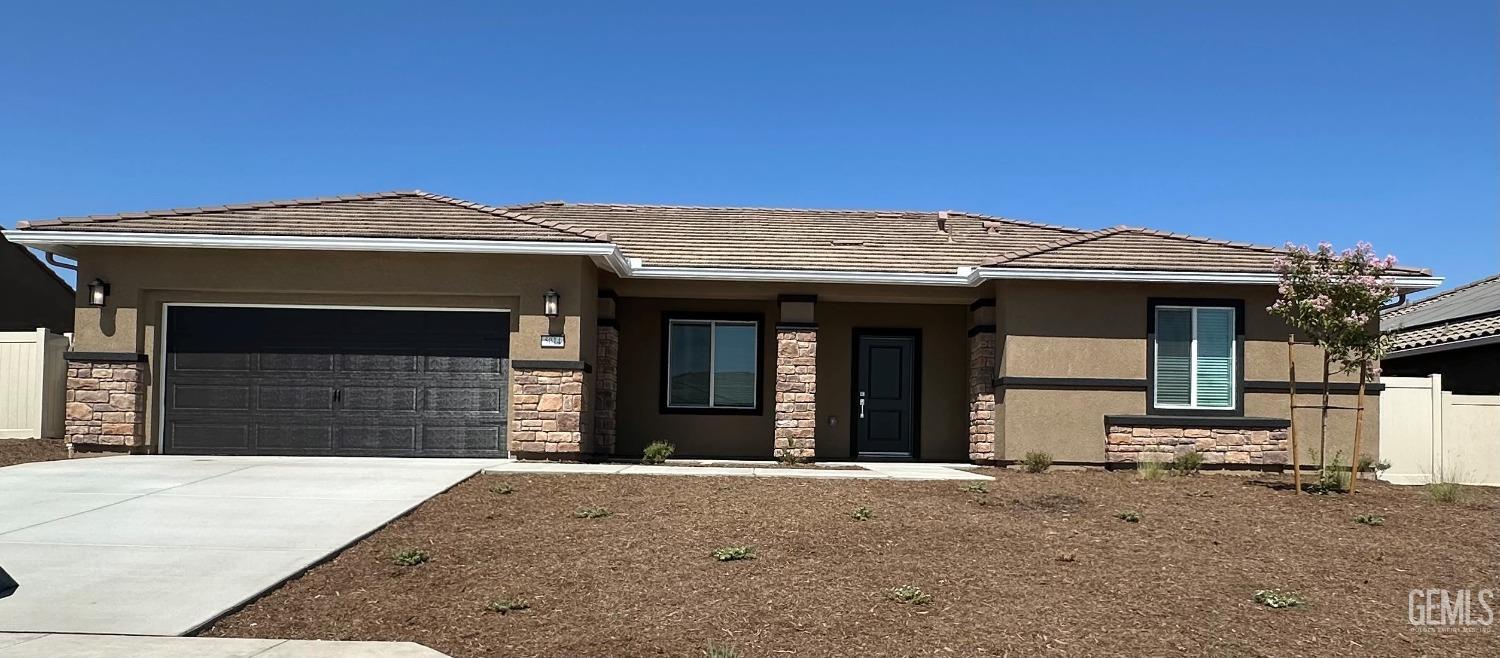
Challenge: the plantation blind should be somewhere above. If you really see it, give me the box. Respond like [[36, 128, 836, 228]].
[[1154, 306, 1236, 409]]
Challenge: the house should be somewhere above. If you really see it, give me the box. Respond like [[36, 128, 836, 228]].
[[2, 191, 1440, 464], [0, 233, 74, 333], [1381, 274, 1500, 394]]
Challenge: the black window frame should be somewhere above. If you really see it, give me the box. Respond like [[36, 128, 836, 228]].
[[658, 311, 765, 416], [1146, 298, 1246, 417]]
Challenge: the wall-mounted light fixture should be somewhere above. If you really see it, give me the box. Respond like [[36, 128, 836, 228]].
[[543, 289, 560, 318], [87, 278, 110, 307]]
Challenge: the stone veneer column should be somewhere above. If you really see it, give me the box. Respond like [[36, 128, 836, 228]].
[[64, 355, 147, 453], [510, 364, 586, 460], [773, 325, 817, 461], [593, 323, 619, 457], [967, 329, 997, 463]]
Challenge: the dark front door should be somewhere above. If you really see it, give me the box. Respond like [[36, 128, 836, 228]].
[[162, 306, 509, 457], [854, 331, 919, 459]]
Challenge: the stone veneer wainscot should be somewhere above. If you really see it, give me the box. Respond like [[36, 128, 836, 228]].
[[64, 357, 147, 452], [1106, 424, 1290, 465], [510, 365, 586, 458]]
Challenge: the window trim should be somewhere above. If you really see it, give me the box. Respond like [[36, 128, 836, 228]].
[[1146, 298, 1245, 417], [659, 312, 765, 415]]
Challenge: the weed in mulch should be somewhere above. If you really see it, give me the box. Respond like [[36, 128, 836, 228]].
[[851, 506, 875, 521], [1354, 514, 1385, 526], [886, 585, 932, 605], [486, 596, 530, 614], [490, 483, 515, 495], [706, 644, 741, 658], [1115, 511, 1142, 523], [959, 482, 988, 494], [574, 506, 611, 519], [392, 548, 428, 566], [1254, 589, 1306, 608], [1170, 451, 1203, 476], [1429, 482, 1463, 504], [711, 546, 755, 561], [1137, 459, 1167, 481], [642, 441, 675, 464], [1021, 451, 1053, 473], [1056, 552, 1077, 563]]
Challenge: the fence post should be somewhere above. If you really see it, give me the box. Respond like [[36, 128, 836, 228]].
[[1429, 373, 1443, 483], [32, 328, 48, 440]]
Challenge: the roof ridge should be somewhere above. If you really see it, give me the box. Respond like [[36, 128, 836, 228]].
[[15, 190, 424, 229], [415, 193, 610, 242], [1384, 273, 1500, 318], [981, 226, 1134, 266], [954, 211, 1089, 234]]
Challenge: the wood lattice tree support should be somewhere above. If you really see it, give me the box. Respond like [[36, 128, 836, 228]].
[[1348, 362, 1369, 495], [1286, 334, 1368, 494]]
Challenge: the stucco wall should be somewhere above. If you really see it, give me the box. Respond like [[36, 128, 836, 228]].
[[69, 247, 597, 451]]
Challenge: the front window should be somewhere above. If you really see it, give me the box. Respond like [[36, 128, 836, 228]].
[[1154, 306, 1236, 410], [666, 319, 758, 409]]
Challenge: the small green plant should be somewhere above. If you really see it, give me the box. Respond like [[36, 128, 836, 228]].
[[392, 548, 428, 566], [1253, 589, 1305, 608], [960, 482, 988, 494], [490, 483, 515, 495], [851, 506, 875, 521], [1308, 451, 1350, 494], [1115, 510, 1142, 523], [486, 596, 530, 614], [777, 450, 804, 466], [886, 585, 932, 605], [642, 440, 675, 464], [1354, 513, 1385, 526], [706, 644, 741, 658], [1136, 458, 1167, 481], [1170, 451, 1203, 476], [711, 546, 755, 561], [1021, 451, 1053, 473], [1428, 482, 1463, 504], [573, 506, 611, 519]]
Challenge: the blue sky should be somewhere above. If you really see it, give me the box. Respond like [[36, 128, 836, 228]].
[[2, 1, 1494, 292]]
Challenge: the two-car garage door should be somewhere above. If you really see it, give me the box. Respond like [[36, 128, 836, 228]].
[[162, 306, 509, 457]]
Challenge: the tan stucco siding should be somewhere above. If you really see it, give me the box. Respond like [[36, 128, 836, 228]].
[[69, 247, 597, 450]]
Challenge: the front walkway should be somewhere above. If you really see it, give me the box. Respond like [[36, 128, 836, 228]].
[[0, 633, 448, 657], [483, 460, 992, 480], [0, 456, 504, 636]]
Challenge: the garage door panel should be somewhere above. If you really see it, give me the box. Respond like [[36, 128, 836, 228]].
[[164, 306, 509, 457]]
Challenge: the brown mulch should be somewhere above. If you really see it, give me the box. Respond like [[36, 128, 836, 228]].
[[0, 438, 67, 468], [202, 470, 1500, 658]]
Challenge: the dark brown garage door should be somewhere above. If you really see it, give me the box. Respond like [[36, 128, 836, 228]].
[[162, 306, 508, 457]]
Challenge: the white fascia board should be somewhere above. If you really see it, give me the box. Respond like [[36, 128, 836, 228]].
[[970, 266, 1443, 290], [625, 265, 970, 287]]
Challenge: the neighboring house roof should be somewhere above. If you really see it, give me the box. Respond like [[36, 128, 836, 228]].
[[1382, 274, 1500, 355], [8, 190, 1439, 286], [16, 191, 606, 243]]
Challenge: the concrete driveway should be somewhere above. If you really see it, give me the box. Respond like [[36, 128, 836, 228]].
[[0, 455, 505, 636]]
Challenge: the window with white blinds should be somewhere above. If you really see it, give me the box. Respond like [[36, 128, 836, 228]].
[[1153, 306, 1236, 409]]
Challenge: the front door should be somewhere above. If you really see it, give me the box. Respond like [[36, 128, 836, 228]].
[[854, 331, 919, 459]]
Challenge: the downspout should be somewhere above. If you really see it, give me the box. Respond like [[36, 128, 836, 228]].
[[45, 252, 78, 272]]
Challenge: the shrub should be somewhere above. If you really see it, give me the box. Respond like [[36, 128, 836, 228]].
[[1021, 451, 1053, 473], [1354, 513, 1384, 526], [1253, 589, 1305, 608], [851, 506, 875, 521], [711, 546, 755, 561], [574, 506, 611, 519], [642, 441, 675, 464], [960, 482, 988, 494], [392, 548, 428, 566], [886, 585, 932, 605], [486, 596, 530, 614], [1308, 451, 1350, 494], [1429, 482, 1463, 504], [1171, 451, 1203, 476], [706, 644, 741, 658], [1137, 458, 1167, 481], [777, 450, 804, 466], [490, 483, 515, 495], [1115, 510, 1142, 523]]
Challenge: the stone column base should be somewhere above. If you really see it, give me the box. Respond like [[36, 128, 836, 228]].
[[510, 364, 587, 460], [773, 325, 817, 461], [594, 325, 619, 457], [64, 355, 148, 454], [967, 330, 997, 463]]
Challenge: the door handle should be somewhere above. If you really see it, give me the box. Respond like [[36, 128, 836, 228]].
[[859, 392, 866, 419]]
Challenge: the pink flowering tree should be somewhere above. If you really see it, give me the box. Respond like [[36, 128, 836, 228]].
[[1268, 241, 1399, 480]]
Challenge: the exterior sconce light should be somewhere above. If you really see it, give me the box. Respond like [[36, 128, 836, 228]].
[[543, 289, 560, 318], [87, 278, 110, 307]]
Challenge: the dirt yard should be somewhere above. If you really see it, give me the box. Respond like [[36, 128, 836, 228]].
[[203, 469, 1500, 658], [0, 438, 67, 468]]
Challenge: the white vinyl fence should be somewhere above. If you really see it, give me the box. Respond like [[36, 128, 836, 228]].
[[1379, 375, 1500, 487], [0, 329, 70, 440]]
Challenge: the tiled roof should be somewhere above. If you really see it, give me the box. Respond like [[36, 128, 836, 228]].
[[16, 191, 606, 243], [1382, 274, 1500, 353], [501, 201, 1083, 274], [981, 226, 1430, 275]]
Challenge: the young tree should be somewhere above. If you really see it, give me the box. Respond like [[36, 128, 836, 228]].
[[1269, 242, 1398, 490]]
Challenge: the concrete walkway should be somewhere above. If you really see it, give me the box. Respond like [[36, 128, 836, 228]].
[[0, 633, 448, 657], [0, 456, 504, 636], [484, 460, 993, 480]]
